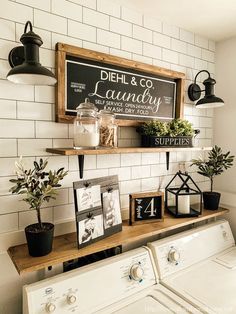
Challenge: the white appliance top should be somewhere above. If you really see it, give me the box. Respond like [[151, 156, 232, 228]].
[[23, 247, 157, 314], [96, 285, 200, 314], [148, 220, 236, 314], [163, 248, 236, 314], [23, 246, 201, 314], [115, 295, 167, 314], [215, 247, 236, 268], [148, 220, 235, 278]]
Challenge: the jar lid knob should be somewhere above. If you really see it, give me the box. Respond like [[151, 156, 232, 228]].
[[76, 98, 98, 111]]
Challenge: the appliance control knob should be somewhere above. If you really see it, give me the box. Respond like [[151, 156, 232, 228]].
[[67, 294, 77, 305], [45, 302, 56, 313], [168, 249, 180, 263], [130, 264, 144, 281], [222, 230, 227, 238]]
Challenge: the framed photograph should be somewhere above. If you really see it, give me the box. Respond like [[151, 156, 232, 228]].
[[73, 175, 122, 248], [76, 184, 101, 212], [101, 182, 122, 236], [77, 209, 104, 248], [55, 43, 185, 126], [129, 191, 164, 226], [102, 189, 122, 229]]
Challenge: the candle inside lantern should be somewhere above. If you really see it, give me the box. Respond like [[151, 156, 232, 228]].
[[178, 195, 190, 214]]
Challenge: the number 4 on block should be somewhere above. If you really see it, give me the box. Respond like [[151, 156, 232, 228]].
[[129, 191, 164, 226]]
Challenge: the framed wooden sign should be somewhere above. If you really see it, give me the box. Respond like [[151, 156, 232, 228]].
[[56, 43, 185, 126], [129, 191, 164, 226], [73, 175, 122, 248]]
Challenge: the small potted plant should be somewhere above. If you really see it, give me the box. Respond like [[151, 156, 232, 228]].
[[9, 158, 68, 257], [138, 119, 195, 147], [191, 146, 234, 210]]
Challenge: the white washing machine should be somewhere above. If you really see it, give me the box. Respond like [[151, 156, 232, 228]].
[[148, 220, 236, 314], [23, 247, 200, 314]]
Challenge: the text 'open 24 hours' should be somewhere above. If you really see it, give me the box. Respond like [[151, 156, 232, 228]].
[[66, 56, 177, 120]]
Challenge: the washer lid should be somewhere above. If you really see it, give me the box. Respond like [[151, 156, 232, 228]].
[[113, 295, 173, 314], [95, 284, 201, 314], [110, 288, 200, 314], [163, 258, 236, 313]]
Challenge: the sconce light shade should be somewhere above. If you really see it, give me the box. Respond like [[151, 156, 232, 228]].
[[7, 21, 56, 86], [188, 70, 224, 108]]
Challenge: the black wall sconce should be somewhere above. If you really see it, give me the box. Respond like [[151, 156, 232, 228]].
[[188, 70, 224, 108], [7, 21, 56, 85]]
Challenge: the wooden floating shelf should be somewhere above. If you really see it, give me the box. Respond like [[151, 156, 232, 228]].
[[8, 207, 228, 275], [46, 146, 212, 178], [46, 146, 212, 156]]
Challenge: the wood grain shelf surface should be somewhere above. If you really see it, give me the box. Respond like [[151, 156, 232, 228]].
[[8, 208, 228, 275], [46, 146, 212, 156]]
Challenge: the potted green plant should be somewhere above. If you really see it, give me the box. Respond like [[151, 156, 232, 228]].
[[9, 158, 68, 257], [191, 146, 234, 210], [138, 119, 195, 147]]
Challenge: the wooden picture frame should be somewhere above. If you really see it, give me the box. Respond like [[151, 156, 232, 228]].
[[73, 175, 122, 248], [129, 191, 164, 226], [56, 43, 185, 126]]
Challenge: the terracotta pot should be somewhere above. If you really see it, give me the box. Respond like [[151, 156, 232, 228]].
[[25, 222, 54, 257]]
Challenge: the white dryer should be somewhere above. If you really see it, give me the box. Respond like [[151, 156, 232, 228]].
[[23, 247, 200, 314], [148, 220, 236, 314]]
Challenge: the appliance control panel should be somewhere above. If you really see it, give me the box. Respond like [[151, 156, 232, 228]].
[[148, 220, 234, 278], [23, 247, 156, 314]]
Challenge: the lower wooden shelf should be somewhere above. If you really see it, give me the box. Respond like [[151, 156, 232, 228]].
[[8, 207, 228, 275]]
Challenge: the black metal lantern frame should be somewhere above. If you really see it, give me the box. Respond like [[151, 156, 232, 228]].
[[165, 171, 202, 218]]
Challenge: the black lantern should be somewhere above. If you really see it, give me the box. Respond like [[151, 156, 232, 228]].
[[188, 70, 224, 108], [165, 171, 202, 218], [7, 21, 56, 85]]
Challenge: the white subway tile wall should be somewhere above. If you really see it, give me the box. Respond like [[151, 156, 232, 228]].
[[0, 0, 213, 233], [110, 17, 132, 37]]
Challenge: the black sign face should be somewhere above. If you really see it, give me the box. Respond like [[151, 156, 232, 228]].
[[134, 197, 162, 221], [65, 56, 176, 121]]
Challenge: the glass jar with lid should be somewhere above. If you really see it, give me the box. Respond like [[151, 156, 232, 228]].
[[73, 98, 100, 149], [98, 110, 118, 148]]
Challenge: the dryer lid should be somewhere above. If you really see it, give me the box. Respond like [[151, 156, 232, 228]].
[[214, 247, 236, 269], [163, 258, 236, 314]]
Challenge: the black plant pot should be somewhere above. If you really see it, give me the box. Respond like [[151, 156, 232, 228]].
[[141, 134, 150, 147], [203, 192, 221, 211], [25, 222, 54, 257]]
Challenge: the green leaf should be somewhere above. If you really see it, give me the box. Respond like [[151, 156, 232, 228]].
[[57, 167, 64, 174], [34, 161, 39, 170], [9, 157, 68, 214], [191, 146, 235, 187]]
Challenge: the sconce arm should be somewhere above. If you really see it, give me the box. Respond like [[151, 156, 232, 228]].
[[193, 70, 210, 84], [188, 70, 211, 101]]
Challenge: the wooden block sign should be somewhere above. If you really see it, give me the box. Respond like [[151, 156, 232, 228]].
[[55, 43, 185, 126], [129, 191, 164, 226]]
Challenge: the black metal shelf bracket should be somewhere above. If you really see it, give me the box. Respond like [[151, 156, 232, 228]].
[[78, 151, 170, 177], [78, 155, 84, 179], [166, 152, 170, 170]]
